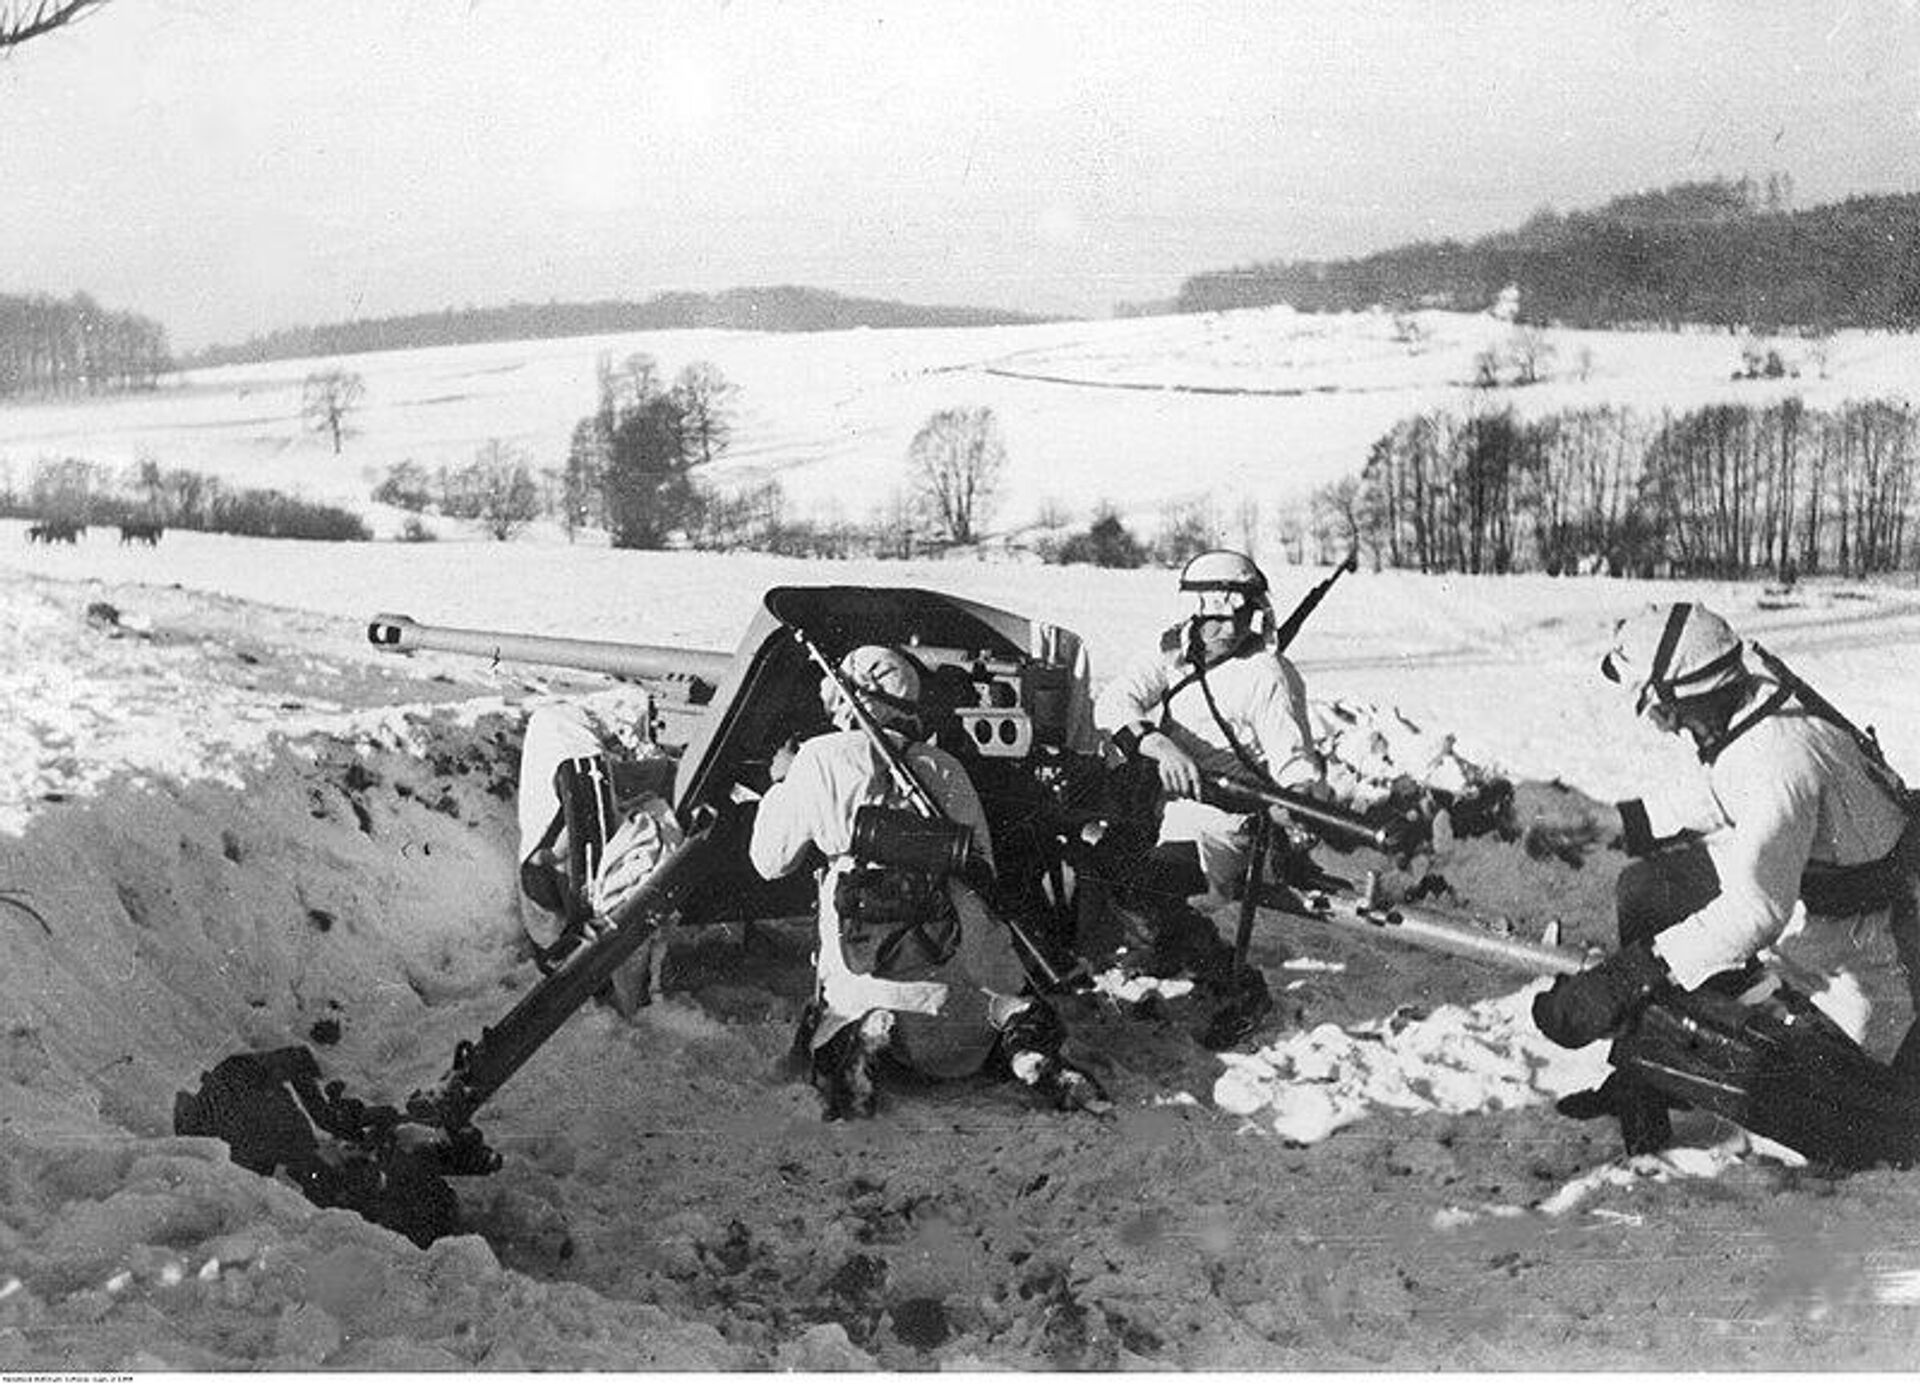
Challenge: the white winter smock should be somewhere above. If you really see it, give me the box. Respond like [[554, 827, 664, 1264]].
[[1094, 635, 1320, 896]]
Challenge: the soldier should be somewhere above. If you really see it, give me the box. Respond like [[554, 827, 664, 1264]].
[[749, 644, 1107, 1119], [1534, 601, 1920, 1156], [1092, 549, 1328, 1048]]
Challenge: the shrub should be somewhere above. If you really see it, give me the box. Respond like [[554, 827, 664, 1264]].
[[208, 489, 370, 541], [1042, 513, 1149, 568], [372, 461, 434, 512]]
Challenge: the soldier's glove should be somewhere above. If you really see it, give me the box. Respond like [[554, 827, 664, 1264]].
[[1532, 944, 1671, 1049]]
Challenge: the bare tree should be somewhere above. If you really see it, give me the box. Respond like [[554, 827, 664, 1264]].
[[301, 368, 366, 454], [671, 360, 738, 466], [907, 405, 1005, 545], [0, 0, 109, 49], [458, 440, 541, 541], [1508, 326, 1556, 385]]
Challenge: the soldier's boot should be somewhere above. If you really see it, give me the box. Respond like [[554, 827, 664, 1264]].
[[1199, 960, 1274, 1051], [813, 1009, 893, 1121], [998, 1002, 1111, 1114]]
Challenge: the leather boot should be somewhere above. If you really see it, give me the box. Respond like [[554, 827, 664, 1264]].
[[998, 1003, 1111, 1113], [1200, 962, 1274, 1051], [813, 1010, 892, 1121]]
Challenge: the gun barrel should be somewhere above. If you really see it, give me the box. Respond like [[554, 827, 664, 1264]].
[[368, 612, 732, 691]]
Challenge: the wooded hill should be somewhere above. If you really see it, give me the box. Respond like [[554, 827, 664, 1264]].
[[1176, 178, 1920, 331], [185, 285, 1061, 368]]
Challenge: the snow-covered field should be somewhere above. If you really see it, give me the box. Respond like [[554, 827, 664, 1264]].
[[4, 311, 1920, 1370], [2, 305, 1908, 536], [8, 517, 1920, 810]]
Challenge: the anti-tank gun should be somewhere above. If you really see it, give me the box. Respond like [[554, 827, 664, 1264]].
[[175, 582, 1920, 1245], [175, 585, 1116, 1245]]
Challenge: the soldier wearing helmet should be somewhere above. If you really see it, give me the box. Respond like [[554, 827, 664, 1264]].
[[750, 645, 1107, 1119], [1535, 601, 1920, 1155], [1091, 550, 1328, 1048]]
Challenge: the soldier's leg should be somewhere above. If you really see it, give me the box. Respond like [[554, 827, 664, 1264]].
[[1888, 890, 1920, 1090], [811, 1008, 895, 1121], [1559, 842, 1723, 1155], [516, 705, 615, 949], [992, 996, 1110, 1113], [1615, 841, 1721, 949]]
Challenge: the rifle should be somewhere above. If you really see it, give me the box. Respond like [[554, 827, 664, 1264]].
[[1272, 548, 1358, 655], [1748, 640, 1905, 785], [789, 625, 1066, 989]]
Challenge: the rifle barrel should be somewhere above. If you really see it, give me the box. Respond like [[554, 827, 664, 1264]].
[[1272, 549, 1357, 655], [368, 612, 731, 690]]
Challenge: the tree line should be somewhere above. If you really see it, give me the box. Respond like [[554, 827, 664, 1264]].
[[185, 287, 1056, 369], [1311, 397, 1918, 580], [1177, 177, 1920, 333], [0, 292, 172, 398], [1, 455, 368, 541]]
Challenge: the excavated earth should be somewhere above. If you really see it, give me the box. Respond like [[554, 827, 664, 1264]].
[[3, 571, 1919, 1371]]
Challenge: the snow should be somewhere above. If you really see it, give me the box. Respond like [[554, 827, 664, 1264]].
[[4, 312, 1920, 1369], [8, 519, 1919, 811], [3, 306, 1911, 535]]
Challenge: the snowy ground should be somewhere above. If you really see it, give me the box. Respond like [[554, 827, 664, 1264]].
[[3, 305, 1909, 537], [4, 528, 1920, 1370]]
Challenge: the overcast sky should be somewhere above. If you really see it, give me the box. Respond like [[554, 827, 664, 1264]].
[[5, 0, 1918, 350]]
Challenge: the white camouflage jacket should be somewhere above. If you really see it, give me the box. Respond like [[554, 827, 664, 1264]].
[[1641, 687, 1909, 989]]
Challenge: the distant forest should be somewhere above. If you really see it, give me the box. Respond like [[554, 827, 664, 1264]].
[[0, 293, 171, 399], [1177, 177, 1920, 331], [184, 286, 1059, 368]]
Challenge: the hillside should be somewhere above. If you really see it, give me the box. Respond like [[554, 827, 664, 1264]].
[[1177, 178, 1920, 331], [11, 306, 1920, 547], [183, 286, 1064, 369]]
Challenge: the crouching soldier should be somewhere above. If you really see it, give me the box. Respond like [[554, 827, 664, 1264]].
[[1534, 601, 1920, 1159], [512, 698, 680, 1010], [749, 644, 1108, 1120], [1091, 549, 1329, 1049]]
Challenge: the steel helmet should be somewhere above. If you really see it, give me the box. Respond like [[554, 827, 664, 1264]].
[[1601, 602, 1747, 716], [1179, 549, 1270, 619], [825, 644, 922, 729]]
